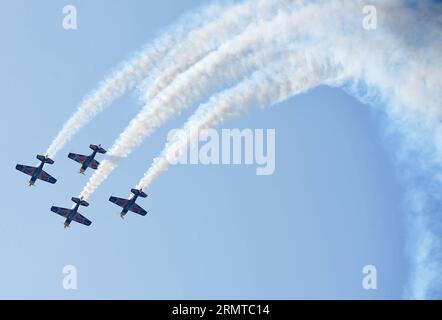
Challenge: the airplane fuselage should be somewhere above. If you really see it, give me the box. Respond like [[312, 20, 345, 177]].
[[80, 150, 99, 173], [64, 203, 81, 228], [121, 195, 139, 217], [29, 162, 45, 186]]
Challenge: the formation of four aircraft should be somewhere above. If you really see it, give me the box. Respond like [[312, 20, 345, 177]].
[[15, 144, 148, 228]]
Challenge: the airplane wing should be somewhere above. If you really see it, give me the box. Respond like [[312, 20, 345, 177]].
[[109, 196, 130, 208], [73, 213, 92, 226], [89, 159, 99, 170], [15, 164, 36, 177], [51, 206, 71, 218], [68, 153, 88, 164], [38, 170, 57, 184], [129, 203, 148, 216]]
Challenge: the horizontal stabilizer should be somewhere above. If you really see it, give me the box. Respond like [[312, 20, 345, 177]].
[[36, 155, 54, 164], [71, 197, 89, 207], [90, 144, 107, 154], [131, 188, 148, 198]]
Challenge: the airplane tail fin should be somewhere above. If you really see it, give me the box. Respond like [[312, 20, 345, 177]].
[[90, 144, 107, 154], [36, 155, 54, 165], [131, 188, 148, 198], [71, 197, 90, 207]]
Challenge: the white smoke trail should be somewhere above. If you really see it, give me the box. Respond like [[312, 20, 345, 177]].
[[80, 4, 325, 199], [45, 0, 270, 158], [133, 0, 442, 299], [137, 0, 292, 104], [136, 50, 342, 189], [44, 10, 211, 157]]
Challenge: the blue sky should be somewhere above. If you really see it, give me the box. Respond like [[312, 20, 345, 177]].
[[0, 0, 410, 299]]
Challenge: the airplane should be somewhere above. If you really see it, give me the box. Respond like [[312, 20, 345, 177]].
[[68, 144, 106, 174], [109, 188, 148, 219], [15, 155, 57, 186], [51, 197, 92, 228]]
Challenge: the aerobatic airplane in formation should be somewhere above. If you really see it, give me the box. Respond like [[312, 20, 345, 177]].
[[51, 197, 92, 228], [68, 144, 106, 174], [16, 155, 57, 186], [109, 188, 149, 219]]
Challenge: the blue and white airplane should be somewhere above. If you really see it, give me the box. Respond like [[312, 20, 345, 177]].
[[68, 144, 106, 174], [109, 188, 148, 219], [51, 197, 92, 228], [16, 155, 57, 186]]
